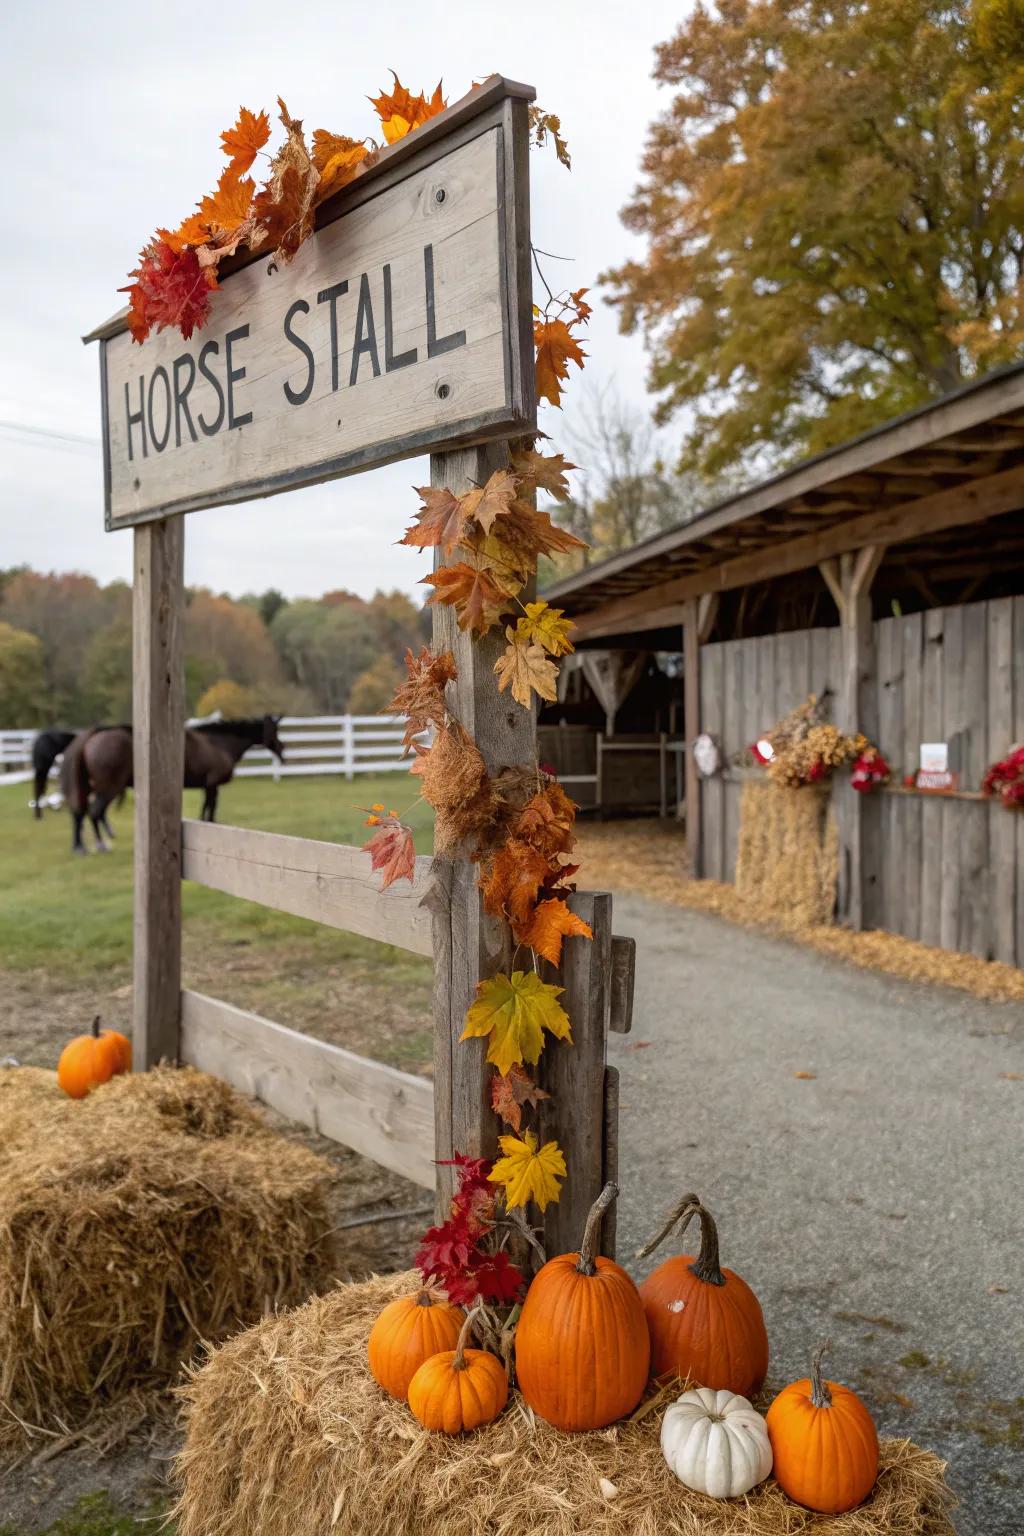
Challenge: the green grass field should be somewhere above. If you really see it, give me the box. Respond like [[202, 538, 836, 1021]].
[[1, 772, 436, 1072], [0, 771, 430, 977]]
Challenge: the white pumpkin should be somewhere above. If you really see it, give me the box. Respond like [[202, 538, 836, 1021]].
[[661, 1386, 773, 1499]]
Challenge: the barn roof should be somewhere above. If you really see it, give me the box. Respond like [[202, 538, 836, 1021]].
[[545, 362, 1024, 641]]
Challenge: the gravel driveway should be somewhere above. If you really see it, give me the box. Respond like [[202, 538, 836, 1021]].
[[608, 893, 1023, 1536]]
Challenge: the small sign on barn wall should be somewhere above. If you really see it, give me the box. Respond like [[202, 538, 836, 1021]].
[[93, 112, 532, 529]]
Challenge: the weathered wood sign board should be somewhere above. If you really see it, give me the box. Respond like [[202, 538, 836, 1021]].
[[89, 80, 534, 529]]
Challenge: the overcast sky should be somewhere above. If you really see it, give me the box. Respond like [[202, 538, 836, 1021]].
[[1, 1, 692, 601]]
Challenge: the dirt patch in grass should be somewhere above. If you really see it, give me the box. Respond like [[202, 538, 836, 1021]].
[[575, 820, 1024, 1007]]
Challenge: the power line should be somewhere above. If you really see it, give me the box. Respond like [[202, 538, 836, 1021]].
[[0, 419, 100, 450]]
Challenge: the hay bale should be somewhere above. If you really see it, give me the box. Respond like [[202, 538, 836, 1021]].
[[176, 1271, 956, 1536], [0, 1065, 334, 1440], [736, 781, 838, 926]]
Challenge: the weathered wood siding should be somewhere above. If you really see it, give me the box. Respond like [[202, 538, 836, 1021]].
[[700, 597, 1024, 964]]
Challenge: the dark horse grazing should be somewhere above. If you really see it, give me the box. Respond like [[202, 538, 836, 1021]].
[[32, 730, 76, 818], [61, 716, 285, 854]]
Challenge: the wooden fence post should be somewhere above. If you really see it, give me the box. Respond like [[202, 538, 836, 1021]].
[[820, 546, 885, 929], [429, 442, 536, 1217], [132, 516, 185, 1068], [682, 592, 718, 877]]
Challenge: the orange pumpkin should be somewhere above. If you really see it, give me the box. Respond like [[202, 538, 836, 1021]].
[[638, 1192, 768, 1396], [367, 1287, 463, 1400], [407, 1308, 508, 1433], [57, 1017, 129, 1099], [766, 1340, 879, 1512], [515, 1182, 650, 1431]]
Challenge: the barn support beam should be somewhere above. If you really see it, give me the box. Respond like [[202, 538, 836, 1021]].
[[132, 516, 185, 1068], [682, 592, 718, 875], [819, 545, 886, 930]]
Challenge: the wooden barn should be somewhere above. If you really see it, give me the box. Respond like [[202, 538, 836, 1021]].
[[542, 364, 1024, 967]]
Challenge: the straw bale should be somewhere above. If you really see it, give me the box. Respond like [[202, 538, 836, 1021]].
[[0, 1065, 334, 1442], [736, 781, 837, 926], [175, 1271, 956, 1536]]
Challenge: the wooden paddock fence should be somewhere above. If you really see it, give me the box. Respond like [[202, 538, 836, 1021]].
[[699, 593, 1024, 966]]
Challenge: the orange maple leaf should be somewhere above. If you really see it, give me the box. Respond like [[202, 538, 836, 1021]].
[[220, 107, 271, 178], [459, 468, 519, 534], [250, 98, 319, 261], [422, 552, 519, 635], [311, 129, 371, 201], [534, 317, 587, 407], [490, 1064, 550, 1133], [400, 485, 470, 553], [362, 817, 416, 890], [520, 897, 593, 966], [471, 502, 586, 584], [509, 447, 576, 502], [197, 170, 255, 246], [370, 73, 446, 144], [480, 840, 551, 929], [386, 647, 457, 748], [514, 782, 577, 860]]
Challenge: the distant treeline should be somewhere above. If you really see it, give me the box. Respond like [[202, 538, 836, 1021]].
[[0, 567, 429, 728]]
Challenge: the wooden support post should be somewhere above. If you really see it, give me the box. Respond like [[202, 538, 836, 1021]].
[[819, 545, 885, 929], [132, 517, 185, 1068], [429, 442, 535, 1216], [682, 594, 715, 875]]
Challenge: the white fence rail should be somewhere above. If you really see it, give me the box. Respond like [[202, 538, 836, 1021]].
[[0, 718, 420, 784]]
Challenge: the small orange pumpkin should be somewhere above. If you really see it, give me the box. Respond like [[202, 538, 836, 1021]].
[[638, 1192, 768, 1397], [766, 1340, 879, 1512], [515, 1182, 650, 1431], [367, 1287, 463, 1400], [57, 1017, 130, 1099], [407, 1307, 508, 1433]]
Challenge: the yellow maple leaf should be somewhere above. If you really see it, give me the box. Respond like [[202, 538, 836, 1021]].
[[489, 1130, 566, 1211], [514, 600, 576, 657], [494, 629, 559, 710], [461, 970, 571, 1076]]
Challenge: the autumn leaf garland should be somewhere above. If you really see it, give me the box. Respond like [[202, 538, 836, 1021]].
[[122, 74, 575, 358]]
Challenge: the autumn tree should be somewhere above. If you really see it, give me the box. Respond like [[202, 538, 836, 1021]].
[[194, 679, 263, 718], [605, 0, 1024, 475], [0, 621, 46, 727], [349, 653, 404, 715]]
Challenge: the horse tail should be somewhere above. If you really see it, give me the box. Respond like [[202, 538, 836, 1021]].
[[64, 730, 95, 816]]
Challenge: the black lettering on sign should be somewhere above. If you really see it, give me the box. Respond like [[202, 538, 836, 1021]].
[[283, 300, 316, 405], [197, 341, 225, 437], [349, 273, 381, 386], [147, 366, 172, 453], [424, 244, 467, 359], [225, 325, 253, 429], [317, 281, 350, 392], [173, 355, 198, 446], [125, 376, 147, 462], [383, 264, 417, 372]]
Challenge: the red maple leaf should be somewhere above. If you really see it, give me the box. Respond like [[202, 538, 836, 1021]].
[[121, 241, 218, 345], [490, 1064, 550, 1132], [414, 1210, 476, 1278], [472, 1250, 526, 1305], [361, 816, 416, 890]]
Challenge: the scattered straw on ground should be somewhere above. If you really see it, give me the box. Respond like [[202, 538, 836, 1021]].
[[175, 1271, 955, 1536], [576, 820, 1024, 1005], [0, 1065, 335, 1446]]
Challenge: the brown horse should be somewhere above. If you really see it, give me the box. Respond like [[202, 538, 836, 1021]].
[[61, 716, 285, 854]]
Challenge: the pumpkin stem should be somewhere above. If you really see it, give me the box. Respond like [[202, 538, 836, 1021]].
[[635, 1192, 725, 1287], [452, 1300, 482, 1371], [91, 1015, 102, 1039], [810, 1338, 833, 1408], [576, 1181, 618, 1276]]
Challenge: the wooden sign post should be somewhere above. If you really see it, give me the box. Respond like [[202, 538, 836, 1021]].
[[86, 75, 630, 1259]]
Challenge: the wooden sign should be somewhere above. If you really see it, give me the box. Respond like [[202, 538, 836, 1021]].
[[87, 79, 535, 530]]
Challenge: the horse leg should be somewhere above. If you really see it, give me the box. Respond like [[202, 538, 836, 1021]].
[[33, 768, 47, 819], [71, 809, 88, 856], [202, 784, 219, 822], [89, 796, 112, 852]]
